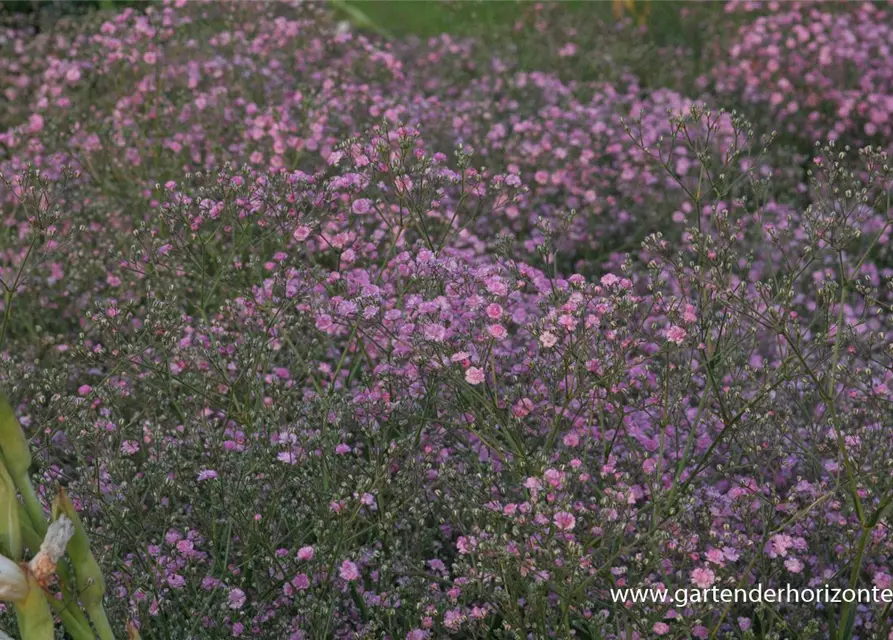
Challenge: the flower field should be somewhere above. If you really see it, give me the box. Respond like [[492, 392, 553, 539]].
[[1, 1, 893, 638]]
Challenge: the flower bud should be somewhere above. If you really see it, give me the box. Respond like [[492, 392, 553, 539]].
[[0, 555, 28, 604], [0, 460, 21, 561], [29, 516, 74, 586], [0, 394, 30, 480]]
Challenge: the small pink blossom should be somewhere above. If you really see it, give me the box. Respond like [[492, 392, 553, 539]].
[[28, 114, 44, 133], [487, 324, 507, 340], [121, 441, 140, 456], [665, 325, 687, 345], [465, 367, 485, 385], [540, 332, 558, 348], [784, 558, 804, 573], [424, 323, 447, 342], [351, 198, 372, 214], [485, 303, 503, 319], [292, 573, 310, 590], [691, 567, 715, 588], [297, 546, 314, 561], [553, 511, 576, 531], [228, 588, 246, 610], [513, 398, 534, 417], [339, 560, 360, 582], [874, 572, 893, 589]]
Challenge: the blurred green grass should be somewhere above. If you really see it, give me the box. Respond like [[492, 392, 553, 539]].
[[4, 0, 719, 55], [339, 1, 601, 39], [337, 1, 721, 46], [336, 0, 728, 89]]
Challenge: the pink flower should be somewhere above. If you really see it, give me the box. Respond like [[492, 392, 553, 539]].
[[292, 573, 310, 590], [176, 539, 193, 554], [339, 560, 360, 582], [513, 398, 534, 417], [665, 325, 687, 345], [484, 277, 507, 296], [316, 314, 334, 332], [293, 225, 312, 242], [443, 608, 465, 631], [558, 42, 577, 57], [553, 511, 576, 531], [351, 198, 372, 214], [653, 622, 670, 636], [767, 534, 794, 558], [197, 469, 218, 481], [228, 588, 246, 610], [784, 558, 803, 573], [465, 367, 485, 385], [424, 323, 447, 342], [706, 548, 725, 565], [297, 546, 314, 561], [874, 572, 893, 590], [540, 332, 558, 348], [78, 385, 92, 396], [456, 536, 475, 555], [28, 114, 44, 133], [691, 567, 715, 588], [487, 324, 507, 340]]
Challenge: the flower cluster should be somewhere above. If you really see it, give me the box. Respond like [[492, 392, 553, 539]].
[[1, 1, 893, 639], [712, 2, 893, 148]]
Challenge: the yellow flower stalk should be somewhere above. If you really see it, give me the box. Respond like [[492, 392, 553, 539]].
[[53, 489, 115, 640], [0, 396, 102, 640], [0, 395, 30, 480], [0, 459, 22, 562], [0, 554, 53, 640], [19, 506, 76, 595], [2, 511, 93, 640], [126, 620, 141, 640], [0, 394, 46, 537], [14, 572, 55, 640], [29, 516, 74, 587], [0, 554, 28, 603], [19, 516, 75, 640], [612, 0, 651, 26]]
